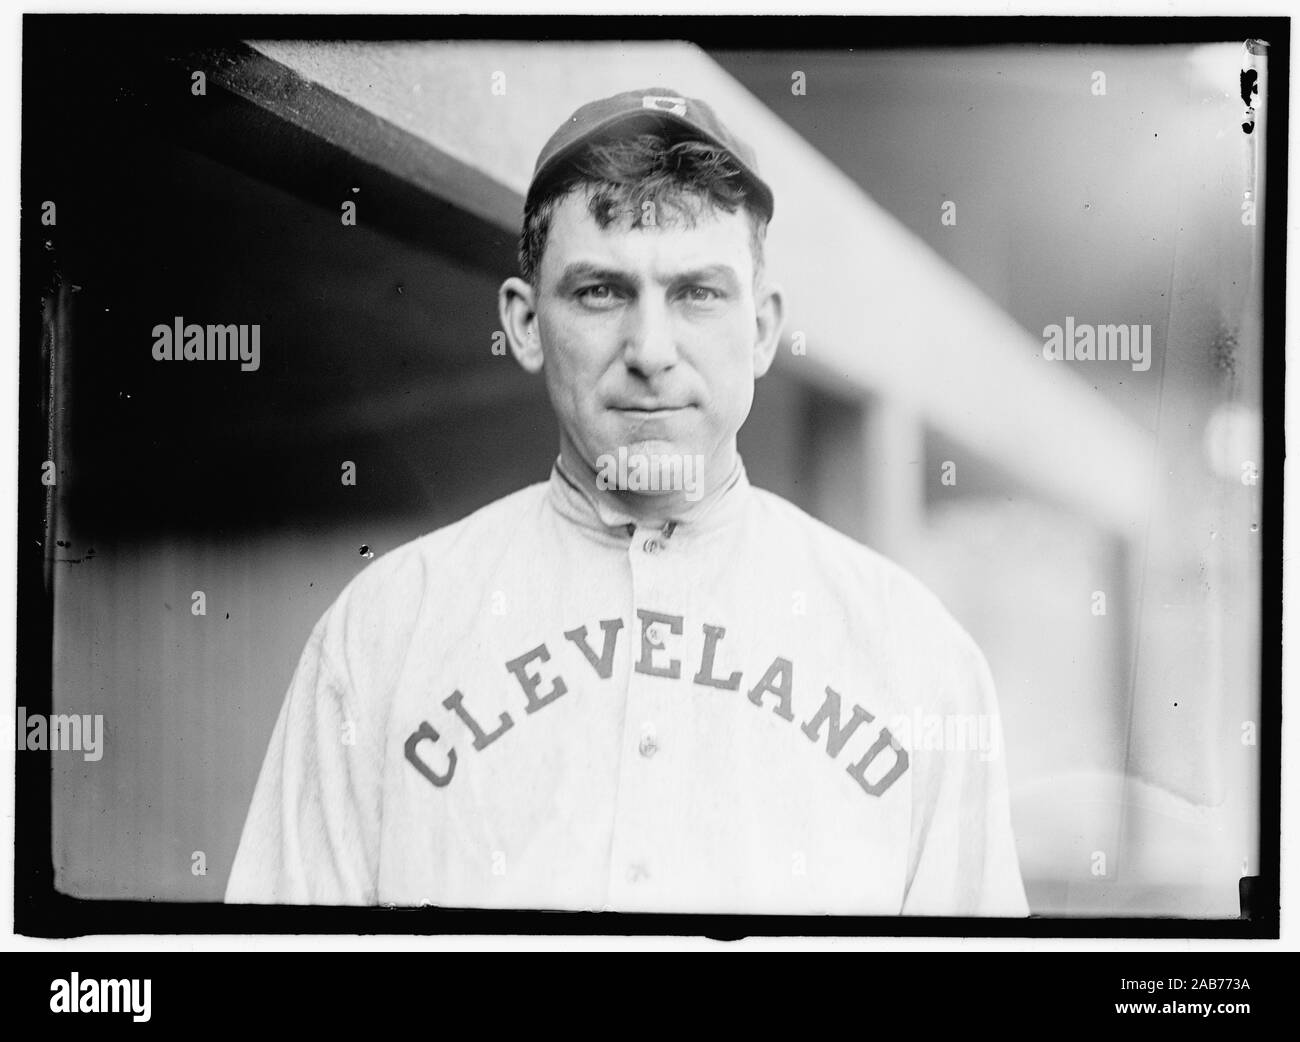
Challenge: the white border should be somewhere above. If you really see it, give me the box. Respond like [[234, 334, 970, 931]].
[[1, 0, 1292, 954]]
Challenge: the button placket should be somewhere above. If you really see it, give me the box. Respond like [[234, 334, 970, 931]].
[[605, 522, 679, 906]]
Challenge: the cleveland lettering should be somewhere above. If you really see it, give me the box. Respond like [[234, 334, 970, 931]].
[[405, 610, 910, 799]]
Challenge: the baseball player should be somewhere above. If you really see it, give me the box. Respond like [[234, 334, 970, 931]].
[[226, 88, 1030, 916]]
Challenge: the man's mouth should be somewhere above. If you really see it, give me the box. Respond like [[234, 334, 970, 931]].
[[610, 402, 692, 416], [615, 408, 685, 418]]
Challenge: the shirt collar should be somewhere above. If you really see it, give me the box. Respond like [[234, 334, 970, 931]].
[[547, 452, 752, 538]]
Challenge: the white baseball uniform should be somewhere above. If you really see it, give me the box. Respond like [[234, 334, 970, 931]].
[[226, 456, 1029, 915]]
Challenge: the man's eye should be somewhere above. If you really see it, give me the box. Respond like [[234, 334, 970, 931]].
[[577, 285, 620, 305], [682, 286, 721, 304]]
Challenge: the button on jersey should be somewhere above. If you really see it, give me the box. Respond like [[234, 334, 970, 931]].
[[226, 460, 1029, 916]]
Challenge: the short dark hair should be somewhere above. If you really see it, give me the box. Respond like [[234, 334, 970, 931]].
[[519, 132, 769, 286]]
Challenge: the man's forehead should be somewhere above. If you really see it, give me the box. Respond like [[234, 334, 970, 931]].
[[541, 190, 755, 278]]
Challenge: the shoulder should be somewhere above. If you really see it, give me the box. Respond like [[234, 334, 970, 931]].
[[315, 481, 550, 678], [352, 482, 548, 595], [746, 486, 989, 681], [744, 486, 953, 612]]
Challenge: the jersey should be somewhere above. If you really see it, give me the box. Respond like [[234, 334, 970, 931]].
[[225, 456, 1029, 915]]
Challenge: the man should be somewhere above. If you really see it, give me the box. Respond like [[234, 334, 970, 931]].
[[226, 88, 1029, 916]]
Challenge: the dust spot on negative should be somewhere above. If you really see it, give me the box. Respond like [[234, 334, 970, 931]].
[[1241, 68, 1258, 106]]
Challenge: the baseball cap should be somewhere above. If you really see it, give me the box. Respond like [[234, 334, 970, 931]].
[[525, 87, 775, 222]]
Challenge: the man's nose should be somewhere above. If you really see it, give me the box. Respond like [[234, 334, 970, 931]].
[[621, 298, 678, 378]]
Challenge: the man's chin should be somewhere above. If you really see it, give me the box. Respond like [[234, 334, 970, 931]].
[[591, 440, 691, 470], [620, 437, 685, 458]]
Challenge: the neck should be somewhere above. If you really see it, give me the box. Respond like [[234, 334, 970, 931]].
[[557, 437, 739, 528]]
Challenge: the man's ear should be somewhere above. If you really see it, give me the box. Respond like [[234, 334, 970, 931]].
[[499, 276, 544, 373], [751, 282, 786, 379]]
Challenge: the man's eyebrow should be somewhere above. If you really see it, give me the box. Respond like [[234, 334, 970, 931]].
[[555, 262, 742, 291], [669, 265, 741, 289], [554, 263, 638, 291]]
